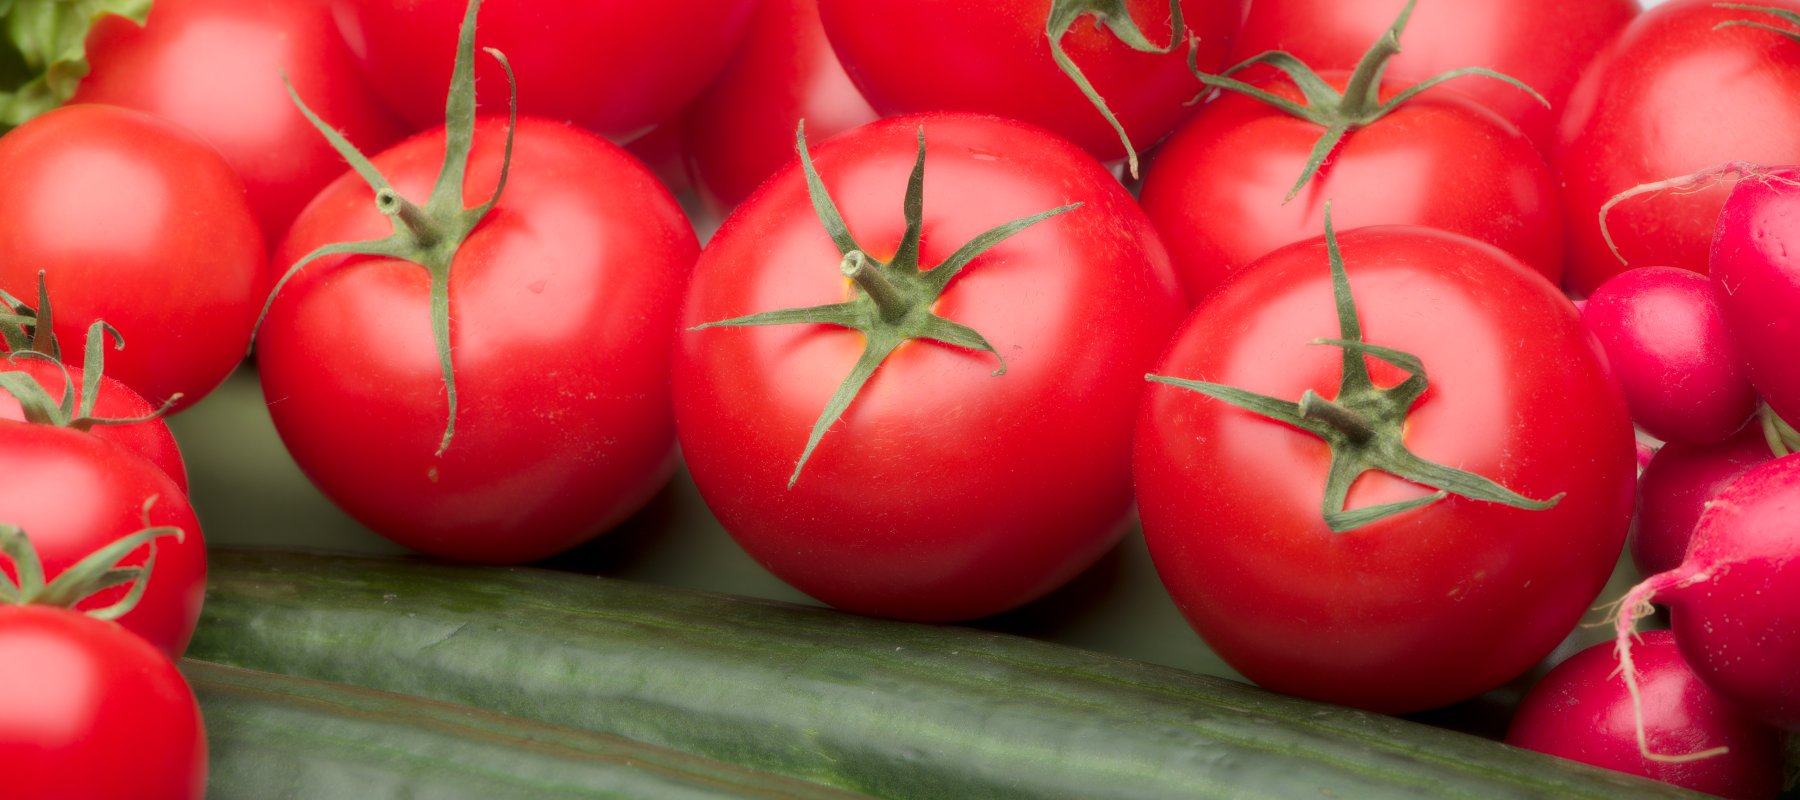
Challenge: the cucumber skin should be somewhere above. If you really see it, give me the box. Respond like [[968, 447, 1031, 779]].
[[187, 659, 872, 800], [190, 549, 1702, 800]]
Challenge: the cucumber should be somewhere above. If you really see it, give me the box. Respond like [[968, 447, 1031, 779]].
[[190, 549, 1701, 800], [186, 659, 872, 800]]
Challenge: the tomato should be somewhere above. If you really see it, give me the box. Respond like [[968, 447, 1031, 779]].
[[1138, 71, 1561, 303], [330, 0, 752, 141], [74, 0, 407, 243], [1557, 0, 1800, 296], [674, 113, 1185, 621], [1134, 225, 1635, 713], [1231, 0, 1637, 154], [0, 355, 189, 494], [0, 104, 266, 412], [0, 421, 207, 659], [817, 0, 1244, 171], [258, 117, 696, 563], [682, 0, 878, 216], [0, 605, 206, 800]]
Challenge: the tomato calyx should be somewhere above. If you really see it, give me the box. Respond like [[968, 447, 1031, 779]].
[[1189, 0, 1544, 203], [256, 0, 517, 457], [0, 505, 181, 620], [0, 0, 150, 131], [692, 122, 1080, 488], [1145, 205, 1562, 532], [1760, 404, 1800, 457], [1046, 0, 1186, 179], [1713, 4, 1800, 41], [1, 272, 178, 431]]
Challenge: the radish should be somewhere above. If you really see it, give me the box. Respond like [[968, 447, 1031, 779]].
[[1507, 630, 1786, 799], [1582, 266, 1758, 445], [1612, 453, 1800, 749], [1632, 424, 1776, 577], [1712, 164, 1800, 423]]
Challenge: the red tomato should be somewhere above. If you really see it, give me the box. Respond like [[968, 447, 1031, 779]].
[[817, 0, 1244, 168], [330, 0, 752, 141], [258, 117, 696, 563], [682, 0, 878, 216], [1557, 0, 1800, 296], [75, 0, 407, 243], [0, 105, 266, 412], [1135, 226, 1635, 713], [0, 605, 206, 800], [674, 114, 1185, 621], [0, 355, 189, 494], [1138, 72, 1561, 303], [0, 421, 207, 659], [1231, 0, 1637, 154]]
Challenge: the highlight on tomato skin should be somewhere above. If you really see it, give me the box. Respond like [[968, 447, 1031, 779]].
[[1134, 224, 1635, 714]]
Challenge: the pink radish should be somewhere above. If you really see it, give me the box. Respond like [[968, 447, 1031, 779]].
[[1613, 453, 1800, 747], [1632, 424, 1776, 577], [1711, 165, 1800, 423], [1582, 266, 1758, 445], [1507, 630, 1786, 799]]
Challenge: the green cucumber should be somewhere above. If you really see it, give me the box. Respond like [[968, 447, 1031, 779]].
[[186, 659, 872, 800], [190, 549, 1701, 800]]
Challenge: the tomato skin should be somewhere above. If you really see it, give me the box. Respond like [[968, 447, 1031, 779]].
[[0, 605, 206, 800], [1138, 73, 1561, 304], [1134, 227, 1635, 713], [682, 0, 878, 216], [75, 0, 407, 244], [0, 105, 266, 413], [0, 421, 207, 659], [675, 114, 1185, 622], [1231, 0, 1637, 155], [1557, 0, 1800, 296], [258, 117, 696, 563], [0, 358, 189, 494], [330, 0, 751, 141], [817, 0, 1244, 164]]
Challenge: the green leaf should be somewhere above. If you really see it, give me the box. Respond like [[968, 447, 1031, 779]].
[[0, 0, 151, 130]]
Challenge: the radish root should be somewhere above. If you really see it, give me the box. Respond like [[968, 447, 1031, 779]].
[[1596, 161, 1800, 267], [1607, 569, 1730, 763]]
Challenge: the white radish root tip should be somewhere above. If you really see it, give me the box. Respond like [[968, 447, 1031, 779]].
[[1608, 573, 1730, 764], [1596, 160, 1792, 267]]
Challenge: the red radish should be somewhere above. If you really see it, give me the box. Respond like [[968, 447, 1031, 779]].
[[1633, 424, 1776, 577], [1582, 266, 1758, 445], [1507, 630, 1786, 800], [1711, 164, 1800, 423], [1613, 454, 1800, 742]]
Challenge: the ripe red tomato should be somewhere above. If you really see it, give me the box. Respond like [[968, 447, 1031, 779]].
[[817, 0, 1244, 169], [330, 0, 752, 141], [1231, 0, 1637, 154], [258, 117, 697, 563], [1138, 72, 1561, 303], [1135, 226, 1635, 713], [0, 421, 207, 659], [682, 0, 878, 216], [674, 114, 1185, 621], [75, 0, 407, 243], [0, 355, 189, 494], [1557, 0, 1800, 296], [0, 605, 206, 800], [0, 105, 266, 412]]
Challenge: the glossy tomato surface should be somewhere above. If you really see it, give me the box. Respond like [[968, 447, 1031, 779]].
[[0, 606, 206, 800], [1557, 0, 1800, 296], [1139, 73, 1561, 304], [818, 0, 1244, 165], [0, 105, 265, 413], [76, 0, 407, 242], [258, 117, 696, 563], [331, 0, 751, 141], [0, 357, 189, 493], [0, 421, 207, 659], [675, 114, 1185, 621], [1231, 0, 1637, 154], [1135, 227, 1635, 713], [683, 0, 878, 216]]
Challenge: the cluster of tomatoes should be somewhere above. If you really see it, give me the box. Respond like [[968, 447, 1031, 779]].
[[1, 0, 1797, 797]]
